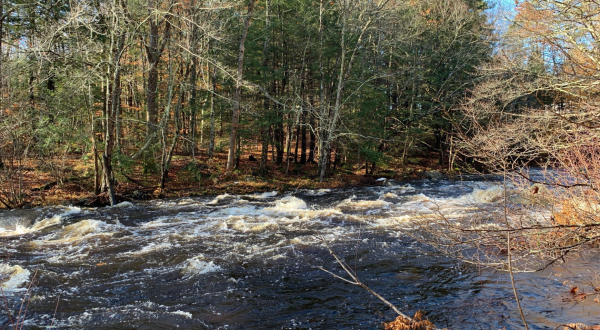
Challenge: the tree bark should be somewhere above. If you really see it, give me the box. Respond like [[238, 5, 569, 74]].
[[145, 0, 170, 141]]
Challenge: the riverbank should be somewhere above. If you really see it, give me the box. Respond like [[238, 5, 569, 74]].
[[1, 151, 453, 209]]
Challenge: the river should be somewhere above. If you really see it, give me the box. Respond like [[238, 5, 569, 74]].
[[1, 178, 598, 329]]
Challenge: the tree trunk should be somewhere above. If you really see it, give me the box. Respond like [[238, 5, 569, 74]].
[[208, 61, 216, 158], [435, 127, 444, 166], [0, 0, 3, 116], [259, 127, 269, 174], [101, 78, 110, 193], [274, 119, 284, 165], [300, 110, 307, 164], [294, 122, 300, 163], [91, 107, 101, 195], [227, 0, 255, 171], [160, 65, 188, 190], [317, 0, 327, 180], [114, 76, 122, 154], [146, 33, 159, 139], [28, 72, 35, 106], [285, 116, 296, 175], [104, 32, 126, 206], [145, 0, 170, 141], [235, 136, 241, 169], [308, 113, 316, 163], [257, 0, 270, 174], [189, 57, 198, 158]]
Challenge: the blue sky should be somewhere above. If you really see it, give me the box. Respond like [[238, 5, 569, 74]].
[[488, 0, 517, 14], [486, 0, 518, 29], [495, 0, 517, 10]]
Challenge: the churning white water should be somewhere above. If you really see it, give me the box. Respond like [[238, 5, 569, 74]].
[[0, 178, 598, 329]]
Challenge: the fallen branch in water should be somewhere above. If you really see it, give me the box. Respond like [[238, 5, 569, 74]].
[[318, 237, 444, 330]]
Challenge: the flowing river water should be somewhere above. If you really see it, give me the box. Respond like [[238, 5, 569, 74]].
[[1, 178, 599, 329]]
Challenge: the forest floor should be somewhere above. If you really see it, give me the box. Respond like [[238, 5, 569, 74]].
[[1, 150, 451, 209]]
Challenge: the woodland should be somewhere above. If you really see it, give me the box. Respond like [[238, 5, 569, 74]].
[[0, 0, 492, 207], [0, 0, 598, 215]]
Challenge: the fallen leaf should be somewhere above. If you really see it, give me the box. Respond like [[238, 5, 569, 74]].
[[571, 286, 579, 295], [96, 262, 106, 266]]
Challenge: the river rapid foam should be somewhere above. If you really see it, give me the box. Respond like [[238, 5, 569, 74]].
[[1, 179, 598, 329]]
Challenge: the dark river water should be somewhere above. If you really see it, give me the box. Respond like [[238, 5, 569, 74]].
[[1, 179, 599, 329]]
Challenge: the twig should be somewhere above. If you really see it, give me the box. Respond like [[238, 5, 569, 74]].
[[504, 171, 529, 330], [50, 295, 60, 328], [0, 282, 15, 329]]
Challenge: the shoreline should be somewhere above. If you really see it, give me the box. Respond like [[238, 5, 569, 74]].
[[0, 153, 456, 210]]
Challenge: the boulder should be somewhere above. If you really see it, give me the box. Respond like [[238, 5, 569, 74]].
[[131, 190, 149, 200], [424, 170, 444, 180]]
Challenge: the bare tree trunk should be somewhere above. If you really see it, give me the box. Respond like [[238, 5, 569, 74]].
[[28, 71, 35, 106], [200, 102, 204, 146], [146, 16, 159, 138], [286, 45, 308, 174], [235, 135, 241, 168], [320, 9, 350, 181], [294, 122, 300, 163], [300, 111, 307, 164], [145, 0, 170, 141], [189, 57, 198, 159], [208, 60, 216, 158], [274, 119, 284, 165], [114, 76, 122, 154], [101, 78, 109, 194], [308, 114, 316, 163], [227, 0, 255, 171], [259, 127, 269, 173], [89, 82, 101, 195], [160, 65, 188, 189], [0, 0, 3, 117], [317, 0, 327, 179], [285, 117, 295, 175], [257, 0, 270, 174], [104, 31, 126, 206]]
